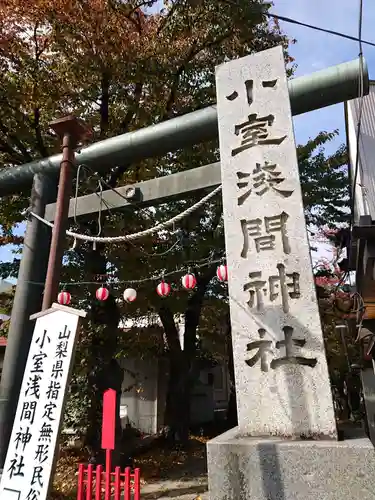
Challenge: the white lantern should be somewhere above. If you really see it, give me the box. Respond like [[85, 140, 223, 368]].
[[123, 288, 137, 303]]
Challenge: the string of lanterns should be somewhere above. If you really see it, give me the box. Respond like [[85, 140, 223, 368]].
[[57, 264, 228, 305]]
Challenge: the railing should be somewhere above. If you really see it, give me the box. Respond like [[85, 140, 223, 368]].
[[77, 463, 141, 500]]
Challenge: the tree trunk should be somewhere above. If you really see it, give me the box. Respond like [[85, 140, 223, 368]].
[[164, 349, 191, 445], [159, 264, 217, 446]]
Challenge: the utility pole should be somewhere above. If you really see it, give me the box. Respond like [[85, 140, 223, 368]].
[[42, 116, 91, 310]]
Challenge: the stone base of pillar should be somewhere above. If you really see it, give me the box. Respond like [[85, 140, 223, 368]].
[[207, 426, 375, 500]]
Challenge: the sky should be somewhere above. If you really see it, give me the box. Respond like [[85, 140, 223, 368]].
[[273, 0, 375, 263], [274, 0, 375, 150], [0, 0, 374, 276]]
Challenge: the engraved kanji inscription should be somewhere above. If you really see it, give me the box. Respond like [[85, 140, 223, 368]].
[[245, 326, 318, 371], [252, 162, 293, 197], [236, 162, 293, 203], [237, 171, 252, 205], [243, 264, 300, 313], [226, 79, 278, 104], [243, 272, 266, 312], [241, 212, 290, 257], [245, 328, 272, 372], [270, 326, 317, 369], [232, 114, 286, 156]]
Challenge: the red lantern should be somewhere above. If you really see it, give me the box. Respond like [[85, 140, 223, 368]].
[[156, 281, 171, 297], [57, 291, 71, 305], [181, 273, 197, 290], [217, 264, 228, 282], [123, 288, 137, 303], [96, 286, 109, 301]]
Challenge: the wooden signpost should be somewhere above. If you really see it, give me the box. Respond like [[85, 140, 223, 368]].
[[0, 304, 86, 500]]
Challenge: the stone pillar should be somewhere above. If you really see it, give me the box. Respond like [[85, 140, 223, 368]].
[[207, 46, 375, 500]]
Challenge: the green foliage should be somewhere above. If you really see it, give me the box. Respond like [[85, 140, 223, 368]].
[[298, 130, 349, 228]]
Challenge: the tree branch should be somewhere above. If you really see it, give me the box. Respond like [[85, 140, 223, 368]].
[[161, 42, 197, 121], [161, 28, 234, 120], [119, 81, 143, 133], [33, 107, 47, 157], [99, 71, 110, 139], [0, 139, 24, 163], [156, 0, 182, 35], [32, 22, 47, 157], [0, 121, 32, 162]]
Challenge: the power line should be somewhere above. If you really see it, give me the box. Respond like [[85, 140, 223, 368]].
[[268, 11, 375, 49], [221, 0, 375, 48], [23, 257, 224, 287], [351, 0, 365, 229]]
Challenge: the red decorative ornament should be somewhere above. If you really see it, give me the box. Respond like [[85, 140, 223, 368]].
[[156, 281, 171, 297], [181, 273, 197, 290], [217, 264, 228, 282], [96, 286, 110, 301], [57, 291, 71, 305], [123, 288, 137, 303]]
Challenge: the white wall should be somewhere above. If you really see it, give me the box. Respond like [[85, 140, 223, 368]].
[[119, 358, 160, 434]]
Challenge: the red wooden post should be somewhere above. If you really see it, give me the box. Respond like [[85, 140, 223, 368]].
[[102, 389, 116, 450], [124, 467, 131, 500], [114, 466, 121, 500], [77, 464, 85, 500], [102, 389, 116, 500], [134, 468, 141, 500], [86, 464, 94, 500], [95, 464, 103, 500], [104, 449, 112, 500]]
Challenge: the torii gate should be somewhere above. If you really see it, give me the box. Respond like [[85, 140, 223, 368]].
[[0, 53, 368, 469]]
